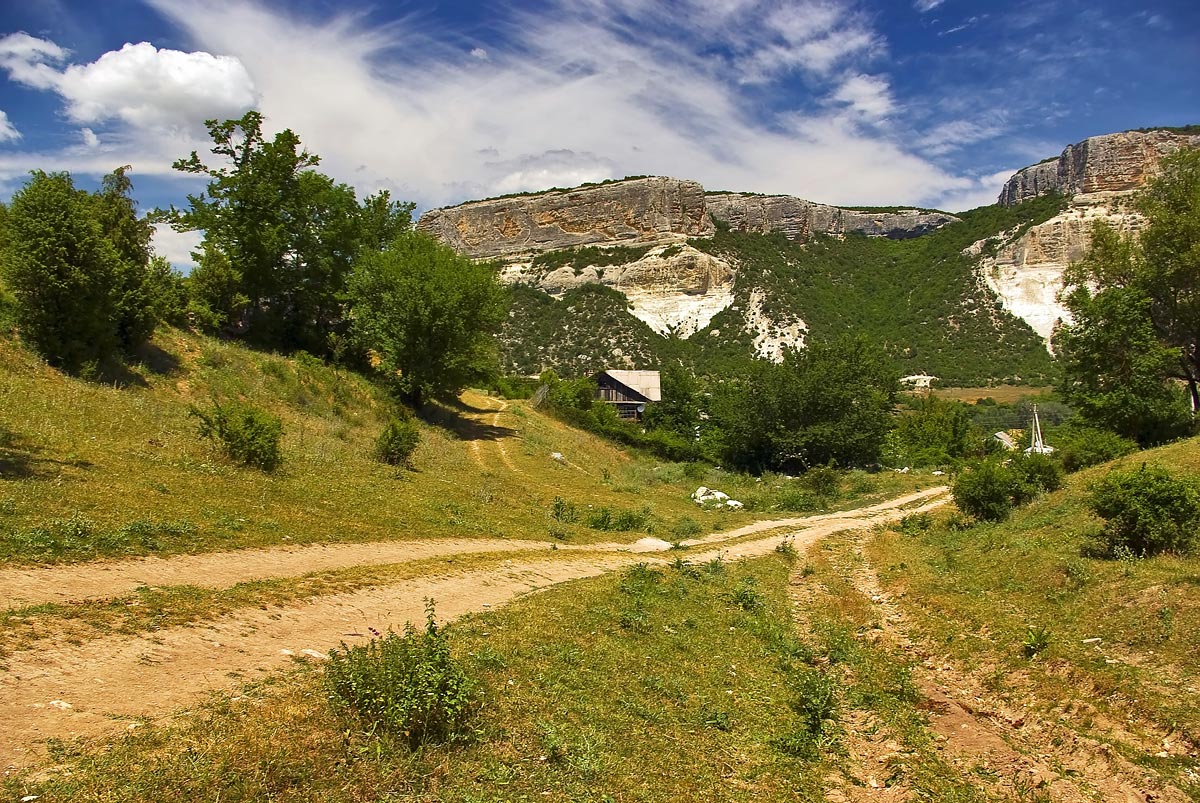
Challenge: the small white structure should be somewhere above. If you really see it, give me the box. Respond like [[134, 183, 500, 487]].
[[1024, 404, 1055, 455], [994, 431, 1018, 451], [900, 374, 937, 389]]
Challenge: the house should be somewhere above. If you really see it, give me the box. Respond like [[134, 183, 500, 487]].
[[592, 370, 661, 420]]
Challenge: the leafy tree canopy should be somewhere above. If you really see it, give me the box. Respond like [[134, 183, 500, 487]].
[[349, 232, 506, 407]]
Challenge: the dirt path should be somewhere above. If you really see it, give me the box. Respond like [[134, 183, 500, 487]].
[[0, 488, 949, 609], [0, 489, 945, 770], [819, 528, 1189, 803]]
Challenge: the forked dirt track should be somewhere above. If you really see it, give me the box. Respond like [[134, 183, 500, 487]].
[[811, 529, 1190, 803], [0, 487, 946, 769]]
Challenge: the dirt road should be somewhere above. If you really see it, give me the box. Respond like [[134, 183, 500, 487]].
[[0, 487, 946, 769]]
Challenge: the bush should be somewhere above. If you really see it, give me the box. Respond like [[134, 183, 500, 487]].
[[1010, 452, 1063, 495], [374, 417, 420, 466], [1087, 464, 1200, 555], [190, 400, 283, 471], [951, 460, 1024, 522], [1055, 427, 1138, 472], [326, 602, 476, 748]]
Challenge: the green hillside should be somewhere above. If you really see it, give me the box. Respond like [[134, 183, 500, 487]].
[[498, 195, 1064, 384]]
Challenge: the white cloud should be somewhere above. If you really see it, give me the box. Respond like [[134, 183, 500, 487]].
[[0, 35, 257, 132], [914, 0, 945, 12], [0, 110, 19, 143], [0, 32, 68, 89], [931, 169, 1014, 212], [0, 0, 994, 214], [470, 47, 488, 60], [79, 127, 100, 148], [830, 74, 893, 120], [152, 224, 202, 271], [916, 118, 1004, 155]]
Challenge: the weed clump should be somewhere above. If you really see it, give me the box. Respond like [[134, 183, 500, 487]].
[[1087, 464, 1200, 556], [774, 666, 839, 759], [374, 417, 420, 467], [190, 399, 282, 471], [325, 602, 476, 749]]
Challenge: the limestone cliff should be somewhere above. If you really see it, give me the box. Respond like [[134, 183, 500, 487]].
[[971, 194, 1142, 342], [983, 129, 1197, 344], [415, 176, 712, 260], [998, 129, 1200, 206], [705, 193, 959, 240]]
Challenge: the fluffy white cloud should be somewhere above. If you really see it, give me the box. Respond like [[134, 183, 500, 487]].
[[0, 34, 257, 132], [0, 109, 19, 143], [151, 224, 202, 271], [79, 127, 100, 148], [830, 74, 893, 120], [0, 32, 68, 89], [0, 0, 1007, 217]]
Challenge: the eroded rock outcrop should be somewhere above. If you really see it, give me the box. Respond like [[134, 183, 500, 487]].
[[984, 128, 1197, 344], [530, 244, 736, 337], [706, 193, 959, 240], [999, 130, 1200, 206], [415, 176, 712, 260]]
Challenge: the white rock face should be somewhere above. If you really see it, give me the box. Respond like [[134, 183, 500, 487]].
[[971, 193, 1144, 343], [744, 288, 807, 362], [509, 243, 737, 338]]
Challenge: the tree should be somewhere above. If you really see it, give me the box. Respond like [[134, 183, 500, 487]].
[[712, 335, 898, 473], [89, 166, 160, 352], [349, 232, 506, 407], [159, 112, 415, 353], [643, 363, 701, 439], [1, 171, 121, 372], [886, 393, 978, 467], [1056, 148, 1200, 443]]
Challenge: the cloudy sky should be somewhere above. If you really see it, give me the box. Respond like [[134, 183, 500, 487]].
[[0, 0, 1196, 265]]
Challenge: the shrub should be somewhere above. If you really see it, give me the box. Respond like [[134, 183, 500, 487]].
[[374, 417, 420, 466], [190, 400, 283, 471], [1087, 464, 1200, 555], [1010, 452, 1063, 495], [1055, 426, 1138, 472], [325, 602, 476, 748], [951, 460, 1022, 522]]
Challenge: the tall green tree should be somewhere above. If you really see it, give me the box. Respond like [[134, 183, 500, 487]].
[[712, 335, 898, 473], [349, 232, 506, 407], [89, 166, 160, 352], [1057, 148, 1200, 443], [1, 171, 121, 372], [159, 111, 414, 353]]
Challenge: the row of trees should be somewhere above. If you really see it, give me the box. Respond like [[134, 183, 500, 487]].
[[542, 335, 900, 473], [0, 111, 505, 406]]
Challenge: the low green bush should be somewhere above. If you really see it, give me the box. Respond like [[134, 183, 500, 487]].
[[1055, 426, 1138, 472], [374, 417, 420, 466], [325, 602, 476, 748], [1010, 452, 1063, 494], [190, 400, 282, 471], [1087, 464, 1200, 556], [951, 460, 1022, 522]]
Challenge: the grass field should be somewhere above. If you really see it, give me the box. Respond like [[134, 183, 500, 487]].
[[0, 329, 934, 566], [871, 437, 1200, 798]]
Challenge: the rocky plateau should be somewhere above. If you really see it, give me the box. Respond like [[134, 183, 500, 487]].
[[418, 175, 960, 343], [419, 128, 1195, 363]]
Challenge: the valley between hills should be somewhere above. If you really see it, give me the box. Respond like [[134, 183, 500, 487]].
[[1, 124, 1198, 802]]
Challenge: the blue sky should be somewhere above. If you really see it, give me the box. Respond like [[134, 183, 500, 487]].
[[0, 0, 1196, 265]]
